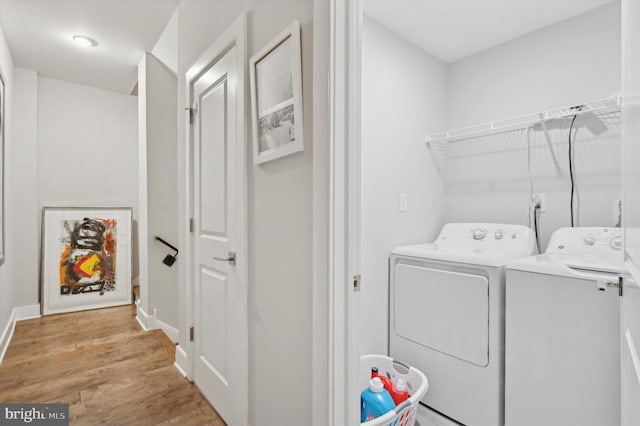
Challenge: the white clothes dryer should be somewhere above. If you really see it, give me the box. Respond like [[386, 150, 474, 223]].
[[389, 223, 535, 426], [505, 227, 624, 426]]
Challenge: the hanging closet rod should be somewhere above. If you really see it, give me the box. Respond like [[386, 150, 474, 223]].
[[425, 96, 621, 145]]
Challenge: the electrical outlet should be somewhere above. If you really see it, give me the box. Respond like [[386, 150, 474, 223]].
[[399, 193, 408, 213], [532, 193, 546, 213]]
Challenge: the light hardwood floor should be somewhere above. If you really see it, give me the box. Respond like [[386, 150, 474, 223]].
[[0, 304, 225, 425]]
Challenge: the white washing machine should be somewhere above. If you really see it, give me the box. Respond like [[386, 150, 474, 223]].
[[505, 227, 624, 426], [389, 223, 535, 426]]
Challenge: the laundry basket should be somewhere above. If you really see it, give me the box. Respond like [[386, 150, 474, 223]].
[[360, 354, 429, 426]]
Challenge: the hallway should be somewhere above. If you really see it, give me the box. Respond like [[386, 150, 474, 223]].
[[0, 305, 225, 425]]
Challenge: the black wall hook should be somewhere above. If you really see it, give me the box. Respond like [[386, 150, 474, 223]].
[[155, 236, 178, 267]]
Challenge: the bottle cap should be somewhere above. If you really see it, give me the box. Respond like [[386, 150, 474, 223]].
[[369, 377, 384, 392], [394, 378, 407, 392], [371, 367, 379, 374]]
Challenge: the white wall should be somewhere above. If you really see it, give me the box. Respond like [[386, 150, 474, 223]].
[[360, 17, 447, 355], [0, 22, 15, 340], [446, 2, 621, 129], [444, 2, 622, 249], [37, 76, 138, 304], [11, 68, 38, 307], [152, 9, 179, 75], [177, 2, 318, 424], [139, 52, 178, 330], [139, 7, 180, 333]]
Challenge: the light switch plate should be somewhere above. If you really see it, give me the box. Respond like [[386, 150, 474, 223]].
[[399, 193, 408, 213]]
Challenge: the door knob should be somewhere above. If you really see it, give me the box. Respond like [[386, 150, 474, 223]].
[[213, 252, 236, 266]]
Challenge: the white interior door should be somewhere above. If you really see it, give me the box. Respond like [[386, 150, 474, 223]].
[[622, 2, 640, 425], [191, 44, 245, 426]]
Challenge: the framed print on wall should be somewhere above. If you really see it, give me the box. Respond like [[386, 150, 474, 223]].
[[250, 20, 304, 165], [41, 207, 132, 315], [0, 70, 5, 266]]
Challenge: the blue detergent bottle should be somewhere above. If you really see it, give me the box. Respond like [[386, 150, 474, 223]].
[[361, 376, 396, 422]]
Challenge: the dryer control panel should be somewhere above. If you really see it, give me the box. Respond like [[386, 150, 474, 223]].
[[393, 223, 536, 267], [435, 223, 536, 257], [436, 223, 533, 244]]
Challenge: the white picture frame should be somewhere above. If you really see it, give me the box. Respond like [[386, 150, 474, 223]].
[[0, 70, 5, 266], [40, 207, 133, 315], [250, 20, 304, 165]]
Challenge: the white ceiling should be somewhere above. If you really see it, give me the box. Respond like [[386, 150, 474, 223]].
[[0, 0, 178, 94], [363, 0, 617, 63]]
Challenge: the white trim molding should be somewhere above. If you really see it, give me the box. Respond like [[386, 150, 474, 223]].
[[157, 318, 178, 343], [135, 301, 157, 331], [328, 0, 362, 424], [135, 302, 179, 343], [15, 304, 41, 321], [0, 309, 17, 366], [174, 344, 190, 379], [0, 305, 42, 366], [137, 54, 150, 316], [311, 0, 331, 424]]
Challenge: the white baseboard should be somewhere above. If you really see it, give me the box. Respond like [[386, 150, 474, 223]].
[[136, 304, 178, 343], [174, 344, 191, 380], [135, 303, 158, 331], [157, 319, 178, 343], [15, 304, 41, 321], [0, 309, 17, 366]]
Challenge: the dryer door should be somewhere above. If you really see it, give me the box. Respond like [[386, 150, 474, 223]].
[[394, 263, 489, 366]]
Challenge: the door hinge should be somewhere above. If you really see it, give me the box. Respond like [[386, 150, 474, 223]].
[[619, 276, 624, 297], [353, 274, 361, 292], [597, 277, 623, 296], [189, 218, 194, 233], [190, 326, 194, 342], [186, 103, 198, 124]]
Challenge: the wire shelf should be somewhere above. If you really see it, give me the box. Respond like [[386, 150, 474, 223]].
[[425, 96, 621, 145], [425, 96, 622, 184]]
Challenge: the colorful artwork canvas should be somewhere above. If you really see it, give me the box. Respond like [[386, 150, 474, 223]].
[[59, 217, 117, 296], [42, 207, 132, 315]]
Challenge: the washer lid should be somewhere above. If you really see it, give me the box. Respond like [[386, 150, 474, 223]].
[[507, 253, 626, 277], [391, 223, 536, 267], [508, 227, 626, 277]]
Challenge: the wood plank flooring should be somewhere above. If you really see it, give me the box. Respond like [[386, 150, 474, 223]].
[[0, 304, 226, 425]]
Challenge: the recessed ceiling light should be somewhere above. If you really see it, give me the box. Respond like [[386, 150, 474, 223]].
[[72, 35, 97, 48]]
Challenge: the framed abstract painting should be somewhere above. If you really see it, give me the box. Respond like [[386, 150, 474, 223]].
[[41, 207, 132, 315]]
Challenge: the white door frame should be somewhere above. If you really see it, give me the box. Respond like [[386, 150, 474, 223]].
[[621, 2, 640, 425], [328, 0, 363, 424], [183, 13, 248, 426]]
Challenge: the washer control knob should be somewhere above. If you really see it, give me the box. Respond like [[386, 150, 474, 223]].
[[473, 229, 486, 240], [494, 231, 504, 240], [610, 236, 622, 250], [583, 234, 596, 246]]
